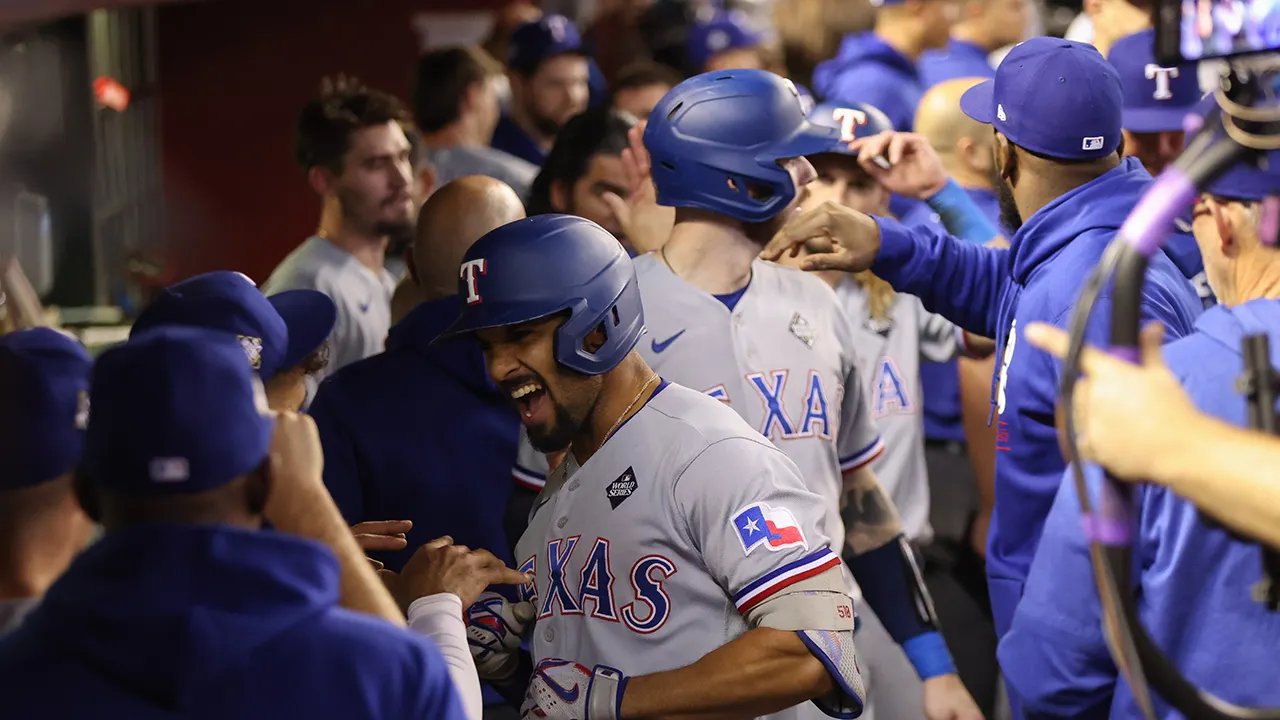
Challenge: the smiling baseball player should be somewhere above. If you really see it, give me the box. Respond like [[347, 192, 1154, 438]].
[[446, 213, 866, 720]]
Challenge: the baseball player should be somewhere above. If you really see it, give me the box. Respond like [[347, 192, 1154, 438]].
[[0, 328, 94, 635], [638, 71, 976, 719], [449, 214, 866, 720], [1003, 157, 1280, 718], [761, 38, 1203, 718]]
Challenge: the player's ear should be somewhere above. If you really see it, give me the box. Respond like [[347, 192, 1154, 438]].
[[550, 180, 571, 213], [584, 323, 607, 354], [1082, 0, 1104, 19], [307, 165, 340, 198], [995, 132, 1017, 184]]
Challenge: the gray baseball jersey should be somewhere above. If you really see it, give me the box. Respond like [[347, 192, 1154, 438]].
[[631, 255, 884, 546], [834, 277, 962, 545], [262, 236, 397, 401], [514, 381, 849, 720]]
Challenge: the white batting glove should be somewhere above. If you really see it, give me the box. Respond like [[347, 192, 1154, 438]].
[[520, 658, 628, 720], [465, 591, 536, 682]]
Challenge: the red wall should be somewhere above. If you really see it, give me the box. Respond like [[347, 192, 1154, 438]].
[[158, 0, 490, 283]]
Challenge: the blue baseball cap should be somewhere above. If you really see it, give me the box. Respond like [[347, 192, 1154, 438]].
[[1108, 29, 1199, 133], [0, 328, 91, 488], [132, 272, 335, 378], [686, 12, 764, 71], [961, 37, 1124, 161], [509, 14, 586, 75], [1205, 152, 1280, 201], [268, 290, 337, 371], [86, 326, 275, 496]]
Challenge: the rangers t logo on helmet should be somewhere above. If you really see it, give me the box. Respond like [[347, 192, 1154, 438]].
[[460, 258, 488, 305]]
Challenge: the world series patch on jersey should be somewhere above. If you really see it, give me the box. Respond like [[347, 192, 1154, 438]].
[[513, 383, 852, 719]]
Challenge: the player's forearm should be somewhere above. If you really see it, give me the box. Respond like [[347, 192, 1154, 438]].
[[265, 478, 406, 625], [841, 466, 904, 555], [870, 217, 1007, 338], [618, 628, 832, 720]]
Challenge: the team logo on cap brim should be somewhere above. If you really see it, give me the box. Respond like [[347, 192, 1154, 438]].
[[237, 335, 263, 369]]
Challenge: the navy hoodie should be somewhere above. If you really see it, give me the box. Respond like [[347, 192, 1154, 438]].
[[0, 524, 464, 719], [310, 295, 520, 572], [870, 156, 1203, 641], [813, 32, 922, 131], [1001, 299, 1280, 719]]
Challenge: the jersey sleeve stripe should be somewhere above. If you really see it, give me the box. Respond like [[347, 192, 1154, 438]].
[[512, 465, 547, 491], [734, 547, 842, 613], [839, 437, 885, 473]]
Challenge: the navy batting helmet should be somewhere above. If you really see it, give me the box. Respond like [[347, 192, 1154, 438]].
[[808, 102, 894, 153], [644, 69, 841, 223], [441, 214, 644, 375]]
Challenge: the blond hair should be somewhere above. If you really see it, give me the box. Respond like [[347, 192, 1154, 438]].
[[855, 270, 896, 323]]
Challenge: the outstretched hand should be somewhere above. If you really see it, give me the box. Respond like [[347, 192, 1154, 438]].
[[600, 122, 674, 255], [760, 201, 883, 273], [849, 131, 949, 200], [382, 536, 532, 611]]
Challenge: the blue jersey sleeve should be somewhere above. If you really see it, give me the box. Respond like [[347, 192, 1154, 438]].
[[309, 381, 364, 524], [997, 464, 1117, 718], [871, 217, 1007, 338]]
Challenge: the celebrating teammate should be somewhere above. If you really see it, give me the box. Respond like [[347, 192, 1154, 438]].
[[449, 214, 865, 719]]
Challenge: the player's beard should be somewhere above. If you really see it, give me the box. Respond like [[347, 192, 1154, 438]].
[[992, 165, 1023, 234], [527, 399, 578, 454], [339, 186, 415, 239], [529, 105, 563, 139]]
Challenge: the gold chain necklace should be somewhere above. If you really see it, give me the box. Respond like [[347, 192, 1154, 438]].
[[602, 373, 660, 445]]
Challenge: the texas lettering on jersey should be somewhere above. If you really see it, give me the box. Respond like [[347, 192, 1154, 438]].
[[519, 538, 678, 635], [703, 370, 835, 441]]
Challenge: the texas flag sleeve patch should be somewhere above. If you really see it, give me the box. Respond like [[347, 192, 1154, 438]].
[[733, 502, 809, 555]]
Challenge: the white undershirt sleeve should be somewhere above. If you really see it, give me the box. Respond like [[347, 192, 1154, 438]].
[[406, 593, 483, 720]]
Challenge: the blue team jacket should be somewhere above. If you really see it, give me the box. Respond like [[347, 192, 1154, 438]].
[[900, 187, 1002, 443], [310, 295, 520, 572], [492, 114, 546, 167], [919, 39, 995, 89], [813, 32, 922, 131], [0, 524, 465, 719], [870, 156, 1203, 640], [999, 299, 1280, 719]]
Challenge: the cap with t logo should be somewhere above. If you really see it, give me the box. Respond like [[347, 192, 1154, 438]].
[[960, 37, 1123, 161], [1107, 29, 1199, 134]]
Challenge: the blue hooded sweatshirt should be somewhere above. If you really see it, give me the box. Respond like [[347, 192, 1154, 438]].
[[919, 39, 995, 89], [310, 295, 520, 572], [1000, 299, 1280, 719], [899, 186, 1003, 443], [813, 32, 922, 131], [0, 524, 465, 719], [869, 156, 1203, 642]]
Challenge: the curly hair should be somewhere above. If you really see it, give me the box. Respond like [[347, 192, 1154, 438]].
[[294, 75, 409, 173]]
